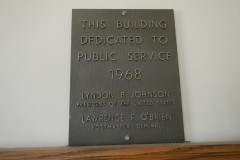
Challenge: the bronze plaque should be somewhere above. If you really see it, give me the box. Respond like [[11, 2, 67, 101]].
[[69, 9, 184, 146]]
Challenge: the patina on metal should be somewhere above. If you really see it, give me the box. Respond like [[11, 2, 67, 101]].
[[69, 9, 184, 146]]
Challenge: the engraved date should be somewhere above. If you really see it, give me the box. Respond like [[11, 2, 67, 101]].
[[110, 69, 142, 80]]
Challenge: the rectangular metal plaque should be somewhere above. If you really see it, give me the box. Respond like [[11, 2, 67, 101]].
[[69, 9, 184, 146]]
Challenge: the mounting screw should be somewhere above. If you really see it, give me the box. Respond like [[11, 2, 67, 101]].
[[122, 10, 127, 16], [125, 135, 130, 141]]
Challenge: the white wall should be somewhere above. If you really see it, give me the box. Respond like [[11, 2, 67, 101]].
[[0, 0, 240, 148]]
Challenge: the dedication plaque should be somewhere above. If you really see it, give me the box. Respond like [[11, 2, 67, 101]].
[[69, 9, 184, 146]]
